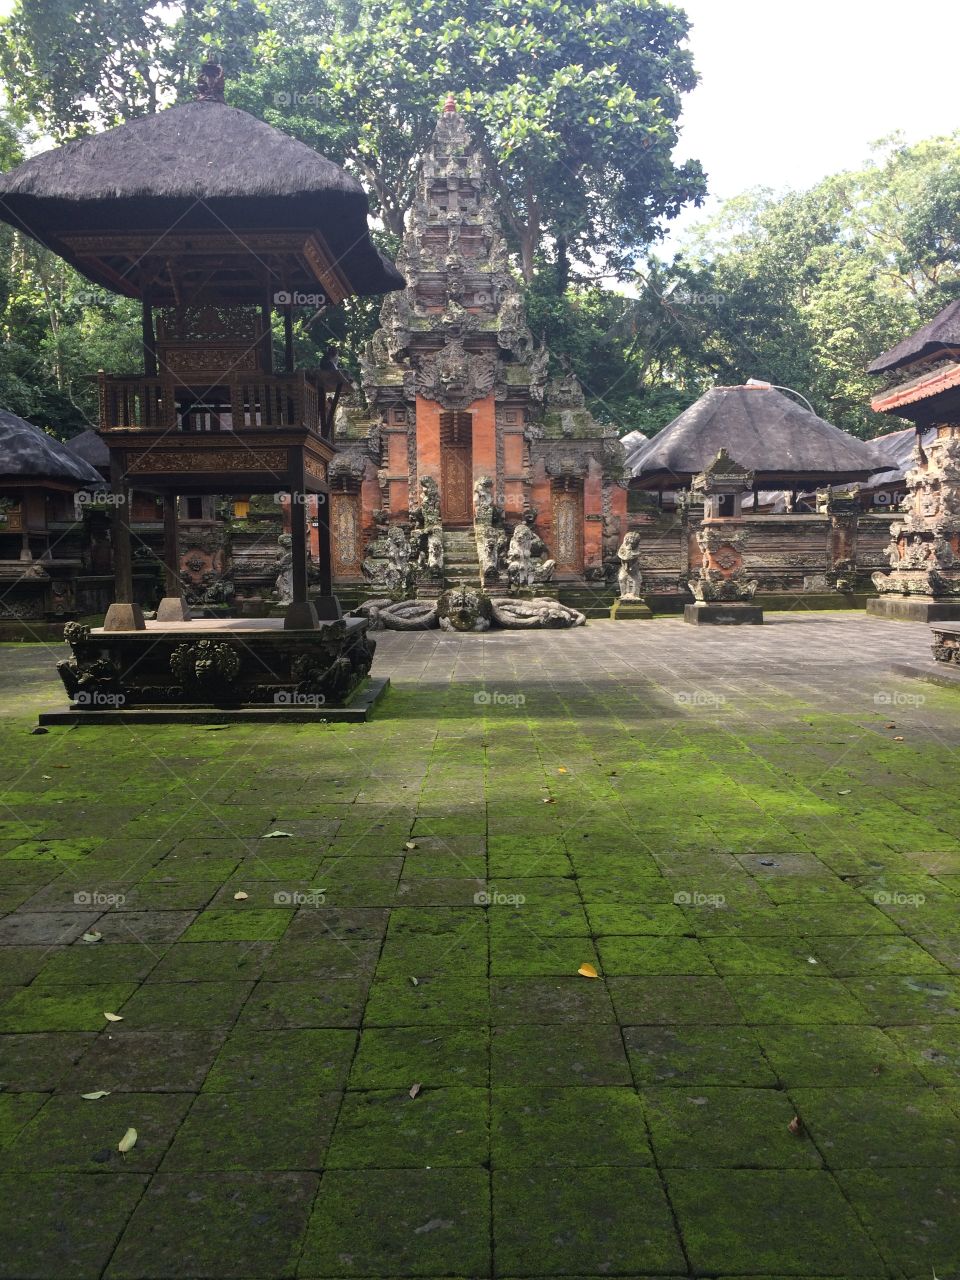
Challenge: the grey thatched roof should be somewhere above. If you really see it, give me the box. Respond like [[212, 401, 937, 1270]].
[[0, 98, 404, 299], [865, 424, 935, 488], [0, 410, 104, 487], [630, 385, 887, 487], [868, 300, 960, 374], [64, 428, 109, 472]]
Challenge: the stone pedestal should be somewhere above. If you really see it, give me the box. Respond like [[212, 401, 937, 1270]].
[[156, 596, 192, 622], [684, 602, 763, 625], [312, 595, 343, 622], [867, 596, 960, 622], [612, 598, 652, 620], [103, 602, 146, 632], [283, 600, 320, 630]]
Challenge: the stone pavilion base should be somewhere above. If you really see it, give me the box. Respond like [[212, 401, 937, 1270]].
[[50, 615, 378, 719], [683, 602, 764, 625], [867, 595, 960, 623]]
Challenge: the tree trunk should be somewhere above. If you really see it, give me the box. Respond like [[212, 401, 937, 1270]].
[[556, 235, 569, 292]]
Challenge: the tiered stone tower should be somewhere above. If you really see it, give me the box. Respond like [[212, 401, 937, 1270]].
[[331, 96, 627, 599]]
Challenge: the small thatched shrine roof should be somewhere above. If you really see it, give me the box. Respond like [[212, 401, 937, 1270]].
[[64, 428, 110, 473], [0, 71, 404, 304], [0, 411, 104, 488], [867, 300, 960, 375], [630, 385, 886, 488]]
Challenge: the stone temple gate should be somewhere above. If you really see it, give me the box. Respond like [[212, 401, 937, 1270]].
[[331, 97, 627, 600]]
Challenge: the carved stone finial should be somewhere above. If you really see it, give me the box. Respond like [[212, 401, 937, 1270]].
[[196, 63, 225, 103], [442, 93, 457, 114]]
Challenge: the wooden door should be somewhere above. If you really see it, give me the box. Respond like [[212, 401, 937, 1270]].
[[551, 486, 584, 572], [440, 411, 473, 524], [331, 492, 362, 577]]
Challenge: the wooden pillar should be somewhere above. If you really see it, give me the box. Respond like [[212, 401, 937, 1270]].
[[283, 450, 320, 629], [103, 451, 145, 631], [284, 309, 294, 374], [316, 491, 333, 595], [141, 291, 157, 379], [155, 491, 191, 622]]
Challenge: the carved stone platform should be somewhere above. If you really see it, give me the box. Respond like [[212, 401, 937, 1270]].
[[684, 602, 764, 626], [52, 616, 377, 715], [867, 596, 960, 623]]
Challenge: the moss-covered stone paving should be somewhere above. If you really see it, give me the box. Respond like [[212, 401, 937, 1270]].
[[1, 615, 959, 1277]]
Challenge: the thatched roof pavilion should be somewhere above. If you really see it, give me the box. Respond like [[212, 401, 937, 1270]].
[[0, 410, 103, 489], [0, 66, 404, 306], [630, 384, 886, 489]]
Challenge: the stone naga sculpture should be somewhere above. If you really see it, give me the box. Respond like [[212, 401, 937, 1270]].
[[438, 587, 493, 631], [350, 597, 439, 630], [489, 596, 585, 628]]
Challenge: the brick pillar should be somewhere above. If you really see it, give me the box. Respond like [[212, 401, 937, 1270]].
[[415, 396, 442, 485], [583, 458, 604, 572], [470, 395, 497, 494]]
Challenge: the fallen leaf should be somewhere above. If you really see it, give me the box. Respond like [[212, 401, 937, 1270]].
[[233, 891, 249, 901], [788, 1115, 804, 1135], [263, 830, 293, 838], [117, 1127, 138, 1153], [81, 931, 102, 944], [542, 797, 555, 805], [408, 1083, 421, 1099], [886, 723, 896, 729], [81, 1090, 111, 1100], [578, 963, 599, 979], [103, 1012, 123, 1023]]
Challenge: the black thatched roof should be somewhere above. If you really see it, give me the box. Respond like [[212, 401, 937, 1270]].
[[0, 410, 104, 487], [64, 428, 110, 473], [630, 385, 887, 488], [868, 300, 960, 375], [0, 97, 404, 300]]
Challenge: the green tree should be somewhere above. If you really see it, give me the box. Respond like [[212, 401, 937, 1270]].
[[229, 0, 705, 282]]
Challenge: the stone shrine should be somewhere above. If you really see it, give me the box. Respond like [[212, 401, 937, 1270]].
[[867, 298, 960, 622], [332, 97, 627, 604]]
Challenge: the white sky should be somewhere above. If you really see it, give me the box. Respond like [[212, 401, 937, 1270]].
[[664, 0, 960, 249]]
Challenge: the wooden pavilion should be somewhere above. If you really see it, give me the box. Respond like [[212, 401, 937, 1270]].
[[0, 65, 404, 715], [0, 63, 403, 634]]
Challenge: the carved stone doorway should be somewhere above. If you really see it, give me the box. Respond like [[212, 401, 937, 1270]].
[[440, 410, 473, 525], [551, 482, 584, 573]]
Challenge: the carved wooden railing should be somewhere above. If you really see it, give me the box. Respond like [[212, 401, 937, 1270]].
[[98, 371, 331, 441]]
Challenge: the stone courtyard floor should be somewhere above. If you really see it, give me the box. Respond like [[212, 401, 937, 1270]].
[[1, 613, 959, 1279]]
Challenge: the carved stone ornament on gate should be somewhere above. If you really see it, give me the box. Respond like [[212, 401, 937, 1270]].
[[416, 339, 497, 409]]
